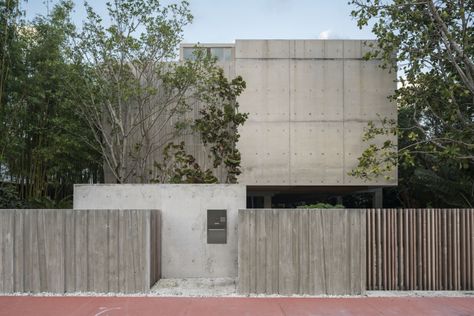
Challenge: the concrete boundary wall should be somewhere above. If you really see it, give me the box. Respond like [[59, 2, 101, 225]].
[[238, 209, 366, 295], [74, 184, 246, 278], [0, 209, 160, 294]]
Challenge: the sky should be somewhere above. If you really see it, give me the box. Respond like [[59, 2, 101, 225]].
[[24, 0, 375, 43]]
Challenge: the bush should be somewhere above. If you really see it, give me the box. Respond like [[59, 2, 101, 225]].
[[28, 196, 72, 209], [298, 202, 344, 209], [0, 185, 28, 208]]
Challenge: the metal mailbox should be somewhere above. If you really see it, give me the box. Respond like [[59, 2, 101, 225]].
[[207, 209, 227, 244]]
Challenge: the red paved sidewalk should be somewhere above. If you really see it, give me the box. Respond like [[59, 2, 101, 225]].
[[0, 296, 473, 316]]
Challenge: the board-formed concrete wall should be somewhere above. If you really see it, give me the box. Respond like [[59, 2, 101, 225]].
[[119, 39, 396, 187], [0, 209, 160, 294], [74, 184, 246, 278], [238, 208, 366, 295], [234, 39, 397, 186]]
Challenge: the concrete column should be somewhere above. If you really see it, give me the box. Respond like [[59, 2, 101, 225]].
[[263, 195, 272, 208], [373, 188, 383, 208]]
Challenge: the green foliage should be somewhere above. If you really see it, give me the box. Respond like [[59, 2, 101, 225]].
[[0, 1, 103, 206], [1, 0, 247, 205], [298, 203, 345, 209], [28, 195, 72, 209], [349, 115, 398, 180], [0, 0, 21, 110], [69, 0, 194, 183], [193, 66, 248, 183], [0, 185, 28, 208], [350, 0, 474, 207], [152, 141, 217, 184], [150, 47, 248, 184]]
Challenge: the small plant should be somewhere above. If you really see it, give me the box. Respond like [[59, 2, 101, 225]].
[[0, 185, 28, 209], [298, 202, 344, 209], [28, 196, 73, 209]]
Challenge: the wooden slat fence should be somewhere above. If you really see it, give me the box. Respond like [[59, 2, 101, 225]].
[[367, 208, 474, 290], [0, 209, 161, 294], [238, 209, 366, 295]]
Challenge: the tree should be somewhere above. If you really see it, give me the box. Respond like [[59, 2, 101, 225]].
[[0, 0, 20, 110], [0, 1, 103, 205], [193, 64, 247, 183], [71, 0, 247, 184], [350, 0, 474, 206], [0, 0, 21, 158], [154, 62, 248, 184]]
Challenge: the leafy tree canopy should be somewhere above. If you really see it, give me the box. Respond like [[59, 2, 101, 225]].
[[0, 0, 102, 206], [350, 0, 474, 207]]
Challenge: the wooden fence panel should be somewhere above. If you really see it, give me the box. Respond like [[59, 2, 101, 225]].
[[367, 208, 474, 291], [238, 209, 366, 295], [0, 209, 161, 294]]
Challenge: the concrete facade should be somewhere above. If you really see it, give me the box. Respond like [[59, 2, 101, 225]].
[[181, 40, 397, 187], [73, 184, 246, 278]]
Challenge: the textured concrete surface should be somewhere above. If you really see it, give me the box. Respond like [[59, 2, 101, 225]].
[[113, 40, 397, 187], [74, 184, 246, 278], [0, 209, 160, 294], [232, 39, 397, 186], [238, 209, 366, 295], [0, 296, 473, 316]]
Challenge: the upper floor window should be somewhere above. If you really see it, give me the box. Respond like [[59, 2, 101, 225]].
[[210, 47, 232, 62], [183, 47, 197, 60], [183, 47, 232, 62]]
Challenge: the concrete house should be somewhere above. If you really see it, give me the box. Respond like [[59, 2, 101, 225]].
[[181, 40, 397, 208], [103, 39, 396, 208], [75, 39, 397, 279]]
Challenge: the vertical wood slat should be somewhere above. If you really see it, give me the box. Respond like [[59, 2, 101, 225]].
[[0, 209, 160, 294], [392, 209, 396, 289], [411, 208, 416, 289], [359, 209, 367, 293], [367, 209, 372, 290], [471, 209, 474, 289], [443, 209, 448, 289], [382, 209, 387, 289], [367, 208, 474, 291], [470, 209, 473, 289], [448, 208, 453, 290], [377, 209, 382, 290]]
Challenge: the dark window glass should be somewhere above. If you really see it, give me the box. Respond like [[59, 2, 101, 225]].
[[183, 47, 196, 60]]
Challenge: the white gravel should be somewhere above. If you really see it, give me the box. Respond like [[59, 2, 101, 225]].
[[1, 278, 473, 298], [366, 290, 474, 297], [150, 278, 238, 297]]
